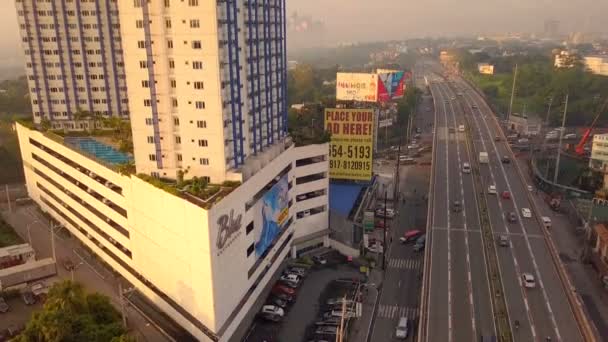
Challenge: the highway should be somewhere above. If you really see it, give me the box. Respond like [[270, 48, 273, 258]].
[[455, 76, 583, 342], [424, 70, 584, 342], [426, 78, 495, 342]]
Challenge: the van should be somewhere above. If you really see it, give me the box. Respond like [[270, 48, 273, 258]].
[[462, 162, 471, 173], [564, 133, 577, 139], [395, 317, 409, 339], [458, 125, 465, 132]]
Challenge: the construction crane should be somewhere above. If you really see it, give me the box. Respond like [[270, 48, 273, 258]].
[[575, 97, 608, 155]]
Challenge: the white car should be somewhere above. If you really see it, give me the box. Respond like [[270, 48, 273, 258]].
[[458, 125, 465, 132], [542, 216, 552, 228], [521, 208, 532, 218], [261, 305, 284, 317], [522, 273, 536, 288], [488, 185, 497, 194], [280, 274, 301, 287]]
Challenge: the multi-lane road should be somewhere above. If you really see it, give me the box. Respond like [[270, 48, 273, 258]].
[[424, 71, 584, 342]]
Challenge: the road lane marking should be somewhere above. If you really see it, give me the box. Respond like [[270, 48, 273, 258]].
[[387, 258, 423, 270], [377, 304, 420, 319], [467, 86, 563, 341], [440, 83, 477, 337], [462, 87, 537, 340]]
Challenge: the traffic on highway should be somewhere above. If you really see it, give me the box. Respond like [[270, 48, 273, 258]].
[[421, 65, 585, 342]]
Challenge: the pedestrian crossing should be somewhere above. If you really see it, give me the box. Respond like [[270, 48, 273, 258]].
[[387, 258, 422, 270], [377, 304, 419, 319]]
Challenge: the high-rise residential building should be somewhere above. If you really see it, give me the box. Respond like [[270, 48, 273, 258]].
[[14, 0, 128, 128], [119, 0, 288, 182], [14, 1, 330, 341]]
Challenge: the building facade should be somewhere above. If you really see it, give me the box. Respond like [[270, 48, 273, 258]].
[[590, 133, 608, 171], [584, 56, 608, 77], [118, 0, 288, 182], [14, 0, 128, 127], [17, 124, 329, 341]]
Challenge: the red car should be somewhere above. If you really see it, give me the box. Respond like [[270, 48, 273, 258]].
[[400, 229, 423, 243], [272, 283, 295, 296], [375, 220, 386, 229], [501, 191, 511, 199]]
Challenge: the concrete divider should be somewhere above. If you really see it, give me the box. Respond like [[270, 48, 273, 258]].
[[465, 78, 598, 342]]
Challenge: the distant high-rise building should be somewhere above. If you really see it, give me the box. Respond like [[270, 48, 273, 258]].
[[544, 19, 560, 38], [14, 0, 128, 127]]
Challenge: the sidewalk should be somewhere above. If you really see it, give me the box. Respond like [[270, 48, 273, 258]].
[[349, 268, 384, 342], [1, 204, 171, 342], [516, 157, 608, 338]]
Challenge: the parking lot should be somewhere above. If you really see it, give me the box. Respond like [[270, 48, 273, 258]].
[[244, 250, 366, 342], [0, 288, 45, 339]]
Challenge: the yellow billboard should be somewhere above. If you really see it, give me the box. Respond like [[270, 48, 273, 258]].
[[325, 108, 374, 180]]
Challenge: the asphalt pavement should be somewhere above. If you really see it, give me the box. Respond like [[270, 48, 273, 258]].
[[453, 76, 584, 342], [369, 75, 433, 342], [426, 79, 495, 342]]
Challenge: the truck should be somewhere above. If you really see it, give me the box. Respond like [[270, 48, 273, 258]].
[[479, 152, 489, 164]]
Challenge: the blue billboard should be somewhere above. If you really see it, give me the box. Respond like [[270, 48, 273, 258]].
[[255, 174, 290, 257]]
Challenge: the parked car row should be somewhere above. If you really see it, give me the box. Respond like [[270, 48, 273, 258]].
[[310, 291, 359, 340], [260, 266, 310, 322]]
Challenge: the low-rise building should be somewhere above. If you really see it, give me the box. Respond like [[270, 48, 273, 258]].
[[477, 63, 495, 75], [591, 224, 608, 283], [554, 51, 579, 68], [584, 55, 608, 77], [589, 133, 608, 171], [16, 123, 329, 341]]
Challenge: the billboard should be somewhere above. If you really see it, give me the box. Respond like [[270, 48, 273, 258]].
[[336, 73, 378, 102], [478, 63, 495, 75], [377, 70, 407, 102], [255, 174, 289, 257], [325, 108, 374, 180]]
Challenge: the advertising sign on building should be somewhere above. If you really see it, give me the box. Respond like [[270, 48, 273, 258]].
[[377, 70, 407, 102], [363, 210, 375, 232], [255, 174, 289, 257], [325, 108, 374, 180], [478, 63, 495, 75], [379, 119, 393, 128], [336, 73, 378, 102]]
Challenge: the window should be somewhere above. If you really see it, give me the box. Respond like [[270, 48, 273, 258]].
[[192, 41, 201, 49], [172, 98, 178, 107], [147, 136, 155, 143], [169, 60, 175, 69], [198, 139, 208, 147], [173, 117, 179, 126], [134, 0, 143, 8], [177, 154, 182, 161], [141, 80, 149, 88], [167, 40, 173, 49], [170, 79, 176, 88], [137, 41, 146, 48], [164, 0, 170, 7], [196, 120, 206, 128], [175, 136, 181, 144], [188, 0, 199, 5], [145, 118, 153, 125], [165, 19, 172, 29], [192, 61, 203, 69], [149, 154, 156, 161], [144, 99, 151, 107], [136, 20, 143, 28], [200, 158, 209, 165], [139, 61, 148, 68], [195, 101, 205, 109], [246, 243, 254, 257], [194, 81, 204, 89], [190, 20, 200, 28], [246, 222, 254, 235]]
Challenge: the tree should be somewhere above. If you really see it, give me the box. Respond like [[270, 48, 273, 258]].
[[15, 280, 131, 342]]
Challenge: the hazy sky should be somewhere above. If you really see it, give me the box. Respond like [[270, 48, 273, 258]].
[[289, 0, 608, 42], [1, 1, 607, 64]]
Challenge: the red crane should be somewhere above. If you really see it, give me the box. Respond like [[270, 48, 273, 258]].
[[575, 98, 608, 155]]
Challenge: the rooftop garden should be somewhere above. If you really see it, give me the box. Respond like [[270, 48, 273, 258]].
[[137, 172, 241, 209]]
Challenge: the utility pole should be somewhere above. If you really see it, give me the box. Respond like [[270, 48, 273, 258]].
[[5, 184, 11, 213], [507, 64, 518, 123], [119, 282, 128, 329], [382, 191, 388, 270], [554, 94, 569, 185], [50, 221, 57, 261]]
